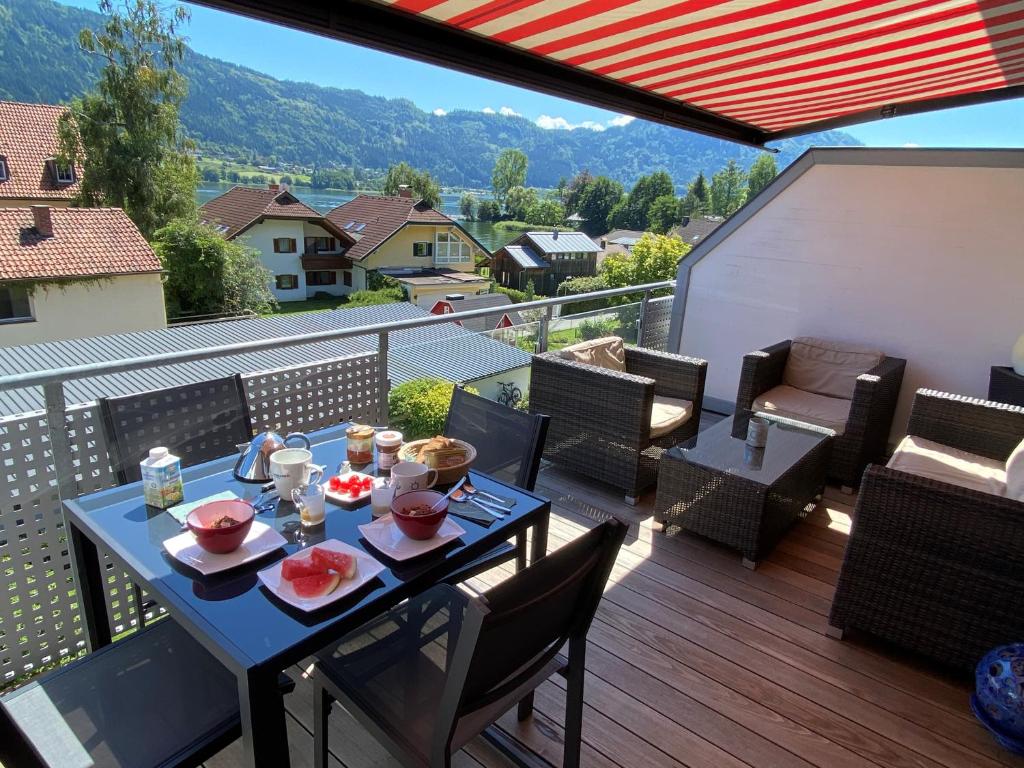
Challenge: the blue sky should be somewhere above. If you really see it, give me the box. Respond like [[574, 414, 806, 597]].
[[62, 0, 1024, 147]]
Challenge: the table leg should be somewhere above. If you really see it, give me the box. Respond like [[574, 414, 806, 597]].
[[238, 667, 291, 768], [69, 521, 112, 651], [530, 511, 549, 565]]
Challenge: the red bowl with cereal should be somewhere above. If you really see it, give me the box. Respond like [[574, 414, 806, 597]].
[[390, 490, 448, 540], [186, 499, 255, 554]]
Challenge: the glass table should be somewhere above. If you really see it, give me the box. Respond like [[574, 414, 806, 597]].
[[64, 423, 550, 768], [654, 414, 833, 567]]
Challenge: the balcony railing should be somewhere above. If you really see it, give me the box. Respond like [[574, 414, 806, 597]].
[[0, 281, 674, 686]]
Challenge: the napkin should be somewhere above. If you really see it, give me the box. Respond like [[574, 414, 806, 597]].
[[166, 490, 240, 525], [447, 501, 496, 527]]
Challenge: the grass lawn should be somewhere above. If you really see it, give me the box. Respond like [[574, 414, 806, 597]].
[[265, 297, 349, 316]]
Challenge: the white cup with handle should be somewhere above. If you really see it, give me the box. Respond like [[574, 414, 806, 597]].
[[389, 461, 438, 497], [270, 448, 323, 497]]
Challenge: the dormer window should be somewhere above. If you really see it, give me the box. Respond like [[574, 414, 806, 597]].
[[0, 156, 7, 181], [55, 164, 75, 184]]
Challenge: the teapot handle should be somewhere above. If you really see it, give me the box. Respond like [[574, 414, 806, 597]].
[[284, 432, 311, 450]]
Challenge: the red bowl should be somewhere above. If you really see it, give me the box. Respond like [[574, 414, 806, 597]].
[[186, 499, 255, 554], [391, 490, 448, 540]]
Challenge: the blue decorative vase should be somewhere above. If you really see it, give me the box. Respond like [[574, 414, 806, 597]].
[[971, 643, 1024, 755]]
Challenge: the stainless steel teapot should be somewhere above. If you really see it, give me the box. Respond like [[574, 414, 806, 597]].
[[233, 431, 311, 483]]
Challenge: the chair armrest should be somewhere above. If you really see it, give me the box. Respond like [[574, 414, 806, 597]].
[[735, 340, 790, 413], [907, 389, 1024, 461], [624, 347, 707, 405], [843, 356, 907, 465], [530, 353, 655, 444]]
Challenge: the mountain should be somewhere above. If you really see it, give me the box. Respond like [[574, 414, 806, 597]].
[[0, 0, 862, 189]]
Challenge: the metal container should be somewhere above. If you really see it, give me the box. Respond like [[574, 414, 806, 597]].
[[746, 416, 770, 448], [233, 431, 310, 483]]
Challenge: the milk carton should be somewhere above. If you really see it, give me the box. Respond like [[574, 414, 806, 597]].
[[141, 447, 184, 509]]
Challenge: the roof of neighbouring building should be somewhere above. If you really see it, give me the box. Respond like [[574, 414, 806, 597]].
[[669, 215, 725, 246], [417, 293, 525, 333], [325, 194, 490, 261], [199, 185, 351, 241], [385, 268, 490, 288], [0, 207, 161, 281], [0, 302, 532, 416], [0, 101, 83, 201], [521, 231, 600, 255], [601, 229, 646, 244], [502, 244, 549, 270]]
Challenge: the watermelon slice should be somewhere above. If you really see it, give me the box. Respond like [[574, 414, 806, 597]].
[[291, 572, 340, 599], [280, 557, 328, 582], [311, 547, 358, 580]]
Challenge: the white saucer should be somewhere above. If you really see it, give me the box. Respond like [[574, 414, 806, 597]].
[[257, 539, 385, 612], [163, 521, 287, 575], [357, 515, 465, 562]]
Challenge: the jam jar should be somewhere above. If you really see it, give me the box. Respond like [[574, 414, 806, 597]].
[[375, 430, 403, 473], [345, 424, 376, 465]]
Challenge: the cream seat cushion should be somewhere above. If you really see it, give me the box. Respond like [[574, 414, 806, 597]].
[[752, 384, 850, 435], [1005, 438, 1024, 502], [887, 435, 1007, 497], [783, 336, 884, 400], [558, 336, 626, 372], [650, 395, 693, 439]]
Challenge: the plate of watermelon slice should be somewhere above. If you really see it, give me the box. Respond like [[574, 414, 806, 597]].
[[257, 539, 385, 612]]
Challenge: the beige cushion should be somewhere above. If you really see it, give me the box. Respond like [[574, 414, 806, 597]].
[[783, 336, 884, 400], [650, 395, 693, 439], [558, 336, 626, 372], [887, 435, 1007, 496], [752, 384, 850, 435], [1006, 438, 1024, 501]]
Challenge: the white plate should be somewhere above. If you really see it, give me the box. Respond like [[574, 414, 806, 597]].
[[358, 515, 465, 562], [163, 521, 287, 575], [324, 471, 375, 506], [257, 539, 385, 612]]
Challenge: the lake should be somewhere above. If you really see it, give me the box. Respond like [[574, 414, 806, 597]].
[[196, 183, 517, 253]]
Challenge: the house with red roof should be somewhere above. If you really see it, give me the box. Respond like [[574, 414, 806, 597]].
[[0, 206, 166, 345], [200, 184, 357, 302], [0, 101, 82, 207]]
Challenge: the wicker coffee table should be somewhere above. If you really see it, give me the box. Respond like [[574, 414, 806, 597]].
[[655, 415, 833, 568]]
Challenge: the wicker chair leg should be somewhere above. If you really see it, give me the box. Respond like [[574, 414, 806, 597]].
[[825, 624, 845, 640], [840, 485, 855, 495], [517, 691, 535, 722], [624, 494, 639, 506], [742, 558, 758, 571]]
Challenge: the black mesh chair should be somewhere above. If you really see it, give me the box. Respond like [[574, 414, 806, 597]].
[[442, 387, 550, 584], [0, 619, 241, 768], [312, 519, 627, 768], [100, 375, 254, 485]]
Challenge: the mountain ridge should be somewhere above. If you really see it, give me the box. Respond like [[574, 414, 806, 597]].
[[0, 0, 863, 189]]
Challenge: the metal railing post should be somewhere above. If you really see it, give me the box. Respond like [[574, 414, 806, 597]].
[[378, 330, 390, 425], [537, 306, 553, 353], [637, 289, 652, 347], [43, 382, 77, 500]]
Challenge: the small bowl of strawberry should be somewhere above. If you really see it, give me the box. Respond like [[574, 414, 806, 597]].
[[325, 471, 375, 505]]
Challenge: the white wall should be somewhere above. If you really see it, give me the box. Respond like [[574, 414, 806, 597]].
[[466, 365, 532, 405], [241, 220, 354, 301], [678, 159, 1024, 441], [0, 273, 166, 346]]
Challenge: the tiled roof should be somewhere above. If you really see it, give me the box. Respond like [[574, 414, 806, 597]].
[[416, 292, 525, 333], [326, 195, 475, 261], [0, 207, 161, 281], [670, 216, 725, 245], [0, 101, 83, 201], [199, 186, 333, 239], [0, 302, 532, 416], [522, 231, 600, 254], [503, 244, 549, 270]]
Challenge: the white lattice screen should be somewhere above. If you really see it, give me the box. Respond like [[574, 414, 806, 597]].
[[640, 296, 674, 351]]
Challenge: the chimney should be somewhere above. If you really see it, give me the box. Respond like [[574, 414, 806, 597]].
[[268, 182, 280, 192], [398, 184, 412, 198], [31, 205, 53, 237]]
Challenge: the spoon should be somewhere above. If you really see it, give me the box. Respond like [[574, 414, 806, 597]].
[[431, 476, 468, 511], [462, 481, 514, 508], [450, 488, 506, 518]]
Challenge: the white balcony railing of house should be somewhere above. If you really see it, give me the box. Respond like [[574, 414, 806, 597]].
[[0, 281, 674, 687]]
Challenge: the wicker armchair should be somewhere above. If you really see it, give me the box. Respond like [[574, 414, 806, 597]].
[[530, 345, 707, 502], [735, 340, 906, 489], [828, 390, 1024, 669]]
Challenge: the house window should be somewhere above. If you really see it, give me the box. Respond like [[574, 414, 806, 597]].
[[54, 164, 74, 184], [343, 271, 352, 287], [0, 157, 7, 181], [305, 236, 335, 253], [275, 274, 299, 290], [0, 285, 33, 322], [306, 271, 337, 286], [413, 241, 432, 258], [434, 231, 472, 265], [273, 238, 297, 253]]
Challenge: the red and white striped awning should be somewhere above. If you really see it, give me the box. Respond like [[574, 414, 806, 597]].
[[374, 0, 1024, 142], [198, 0, 1024, 146]]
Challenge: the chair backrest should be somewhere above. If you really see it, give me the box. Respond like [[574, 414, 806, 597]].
[[443, 387, 550, 491], [101, 374, 253, 484], [447, 518, 626, 717]]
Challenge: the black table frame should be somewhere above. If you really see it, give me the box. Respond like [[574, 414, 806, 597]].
[[64, 424, 550, 768]]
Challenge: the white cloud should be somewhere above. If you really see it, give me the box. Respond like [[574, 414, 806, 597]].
[[535, 114, 606, 131], [608, 114, 636, 127], [499, 106, 521, 117], [482, 106, 496, 114], [432, 107, 447, 116], [902, 142, 920, 148]]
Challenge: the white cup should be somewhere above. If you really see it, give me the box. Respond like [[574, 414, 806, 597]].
[[292, 482, 326, 527], [270, 448, 322, 497], [389, 461, 438, 497], [370, 480, 395, 518]]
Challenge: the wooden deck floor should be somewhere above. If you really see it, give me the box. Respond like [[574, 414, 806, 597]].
[[205, 460, 1024, 768]]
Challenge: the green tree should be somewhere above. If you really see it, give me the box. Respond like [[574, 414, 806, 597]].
[[563, 169, 593, 214], [476, 199, 501, 221], [505, 185, 537, 220], [746, 153, 777, 200], [525, 199, 565, 227], [57, 0, 197, 238], [709, 160, 747, 216], [459, 192, 477, 220], [200, 168, 220, 183], [577, 176, 622, 229], [680, 171, 710, 216], [647, 194, 683, 234], [382, 161, 442, 208], [614, 170, 675, 230], [154, 218, 277, 317], [491, 148, 528, 208], [600, 233, 688, 301]]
